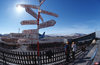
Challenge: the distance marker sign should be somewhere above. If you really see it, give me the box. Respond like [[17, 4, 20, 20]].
[[21, 20, 37, 25], [22, 29, 38, 34], [39, 20, 56, 29]]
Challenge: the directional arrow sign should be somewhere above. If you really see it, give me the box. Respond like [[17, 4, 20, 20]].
[[17, 4, 58, 17], [41, 10, 58, 17], [22, 29, 38, 34], [39, 0, 45, 6], [17, 39, 31, 44], [17, 38, 37, 44], [21, 20, 37, 25], [25, 7, 44, 22], [39, 20, 56, 29], [17, 4, 39, 9], [25, 8, 38, 19], [25, 34, 38, 39], [10, 33, 38, 39]]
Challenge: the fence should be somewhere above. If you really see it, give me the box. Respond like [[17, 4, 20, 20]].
[[0, 39, 93, 65], [0, 47, 66, 65], [0, 46, 88, 65]]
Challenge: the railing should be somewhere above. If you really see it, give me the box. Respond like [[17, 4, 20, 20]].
[[0, 46, 89, 65], [0, 40, 93, 65], [0, 47, 66, 65], [87, 48, 98, 65]]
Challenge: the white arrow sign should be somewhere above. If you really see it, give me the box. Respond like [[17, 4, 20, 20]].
[[21, 20, 37, 25], [39, 20, 56, 29], [25, 7, 44, 22], [39, 0, 45, 6], [25, 8, 38, 19], [10, 33, 38, 39], [17, 38, 37, 44], [17, 4, 39, 9], [41, 10, 58, 17], [17, 4, 58, 17], [22, 29, 38, 34]]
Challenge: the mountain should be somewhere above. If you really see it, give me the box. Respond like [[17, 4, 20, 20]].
[[47, 33, 86, 37], [47, 33, 66, 37], [0, 34, 2, 36], [67, 33, 86, 37], [1, 34, 9, 37]]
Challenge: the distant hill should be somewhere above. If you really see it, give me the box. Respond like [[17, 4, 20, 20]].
[[0, 34, 2, 36], [46, 33, 86, 39], [0, 34, 9, 37], [2, 34, 9, 36], [47, 33, 86, 37], [66, 33, 86, 37]]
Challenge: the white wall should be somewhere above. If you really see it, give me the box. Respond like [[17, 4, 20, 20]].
[[96, 31, 100, 38], [0, 37, 1, 41]]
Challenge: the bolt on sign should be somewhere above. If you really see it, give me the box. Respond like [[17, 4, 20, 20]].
[[39, 20, 56, 29]]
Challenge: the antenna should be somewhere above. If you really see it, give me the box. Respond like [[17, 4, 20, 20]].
[[18, 28, 20, 33]]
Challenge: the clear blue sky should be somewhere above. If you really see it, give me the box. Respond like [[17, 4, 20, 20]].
[[0, 0, 100, 35]]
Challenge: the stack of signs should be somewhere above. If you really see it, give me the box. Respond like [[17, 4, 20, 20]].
[[17, 2, 58, 44]]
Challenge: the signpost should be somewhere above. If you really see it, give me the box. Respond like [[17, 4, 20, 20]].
[[17, 0, 58, 65]]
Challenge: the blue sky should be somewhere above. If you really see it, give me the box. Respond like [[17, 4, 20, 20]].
[[0, 0, 100, 35]]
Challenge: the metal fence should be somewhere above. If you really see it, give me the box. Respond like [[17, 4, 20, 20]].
[[0, 47, 66, 65], [0, 40, 93, 65]]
